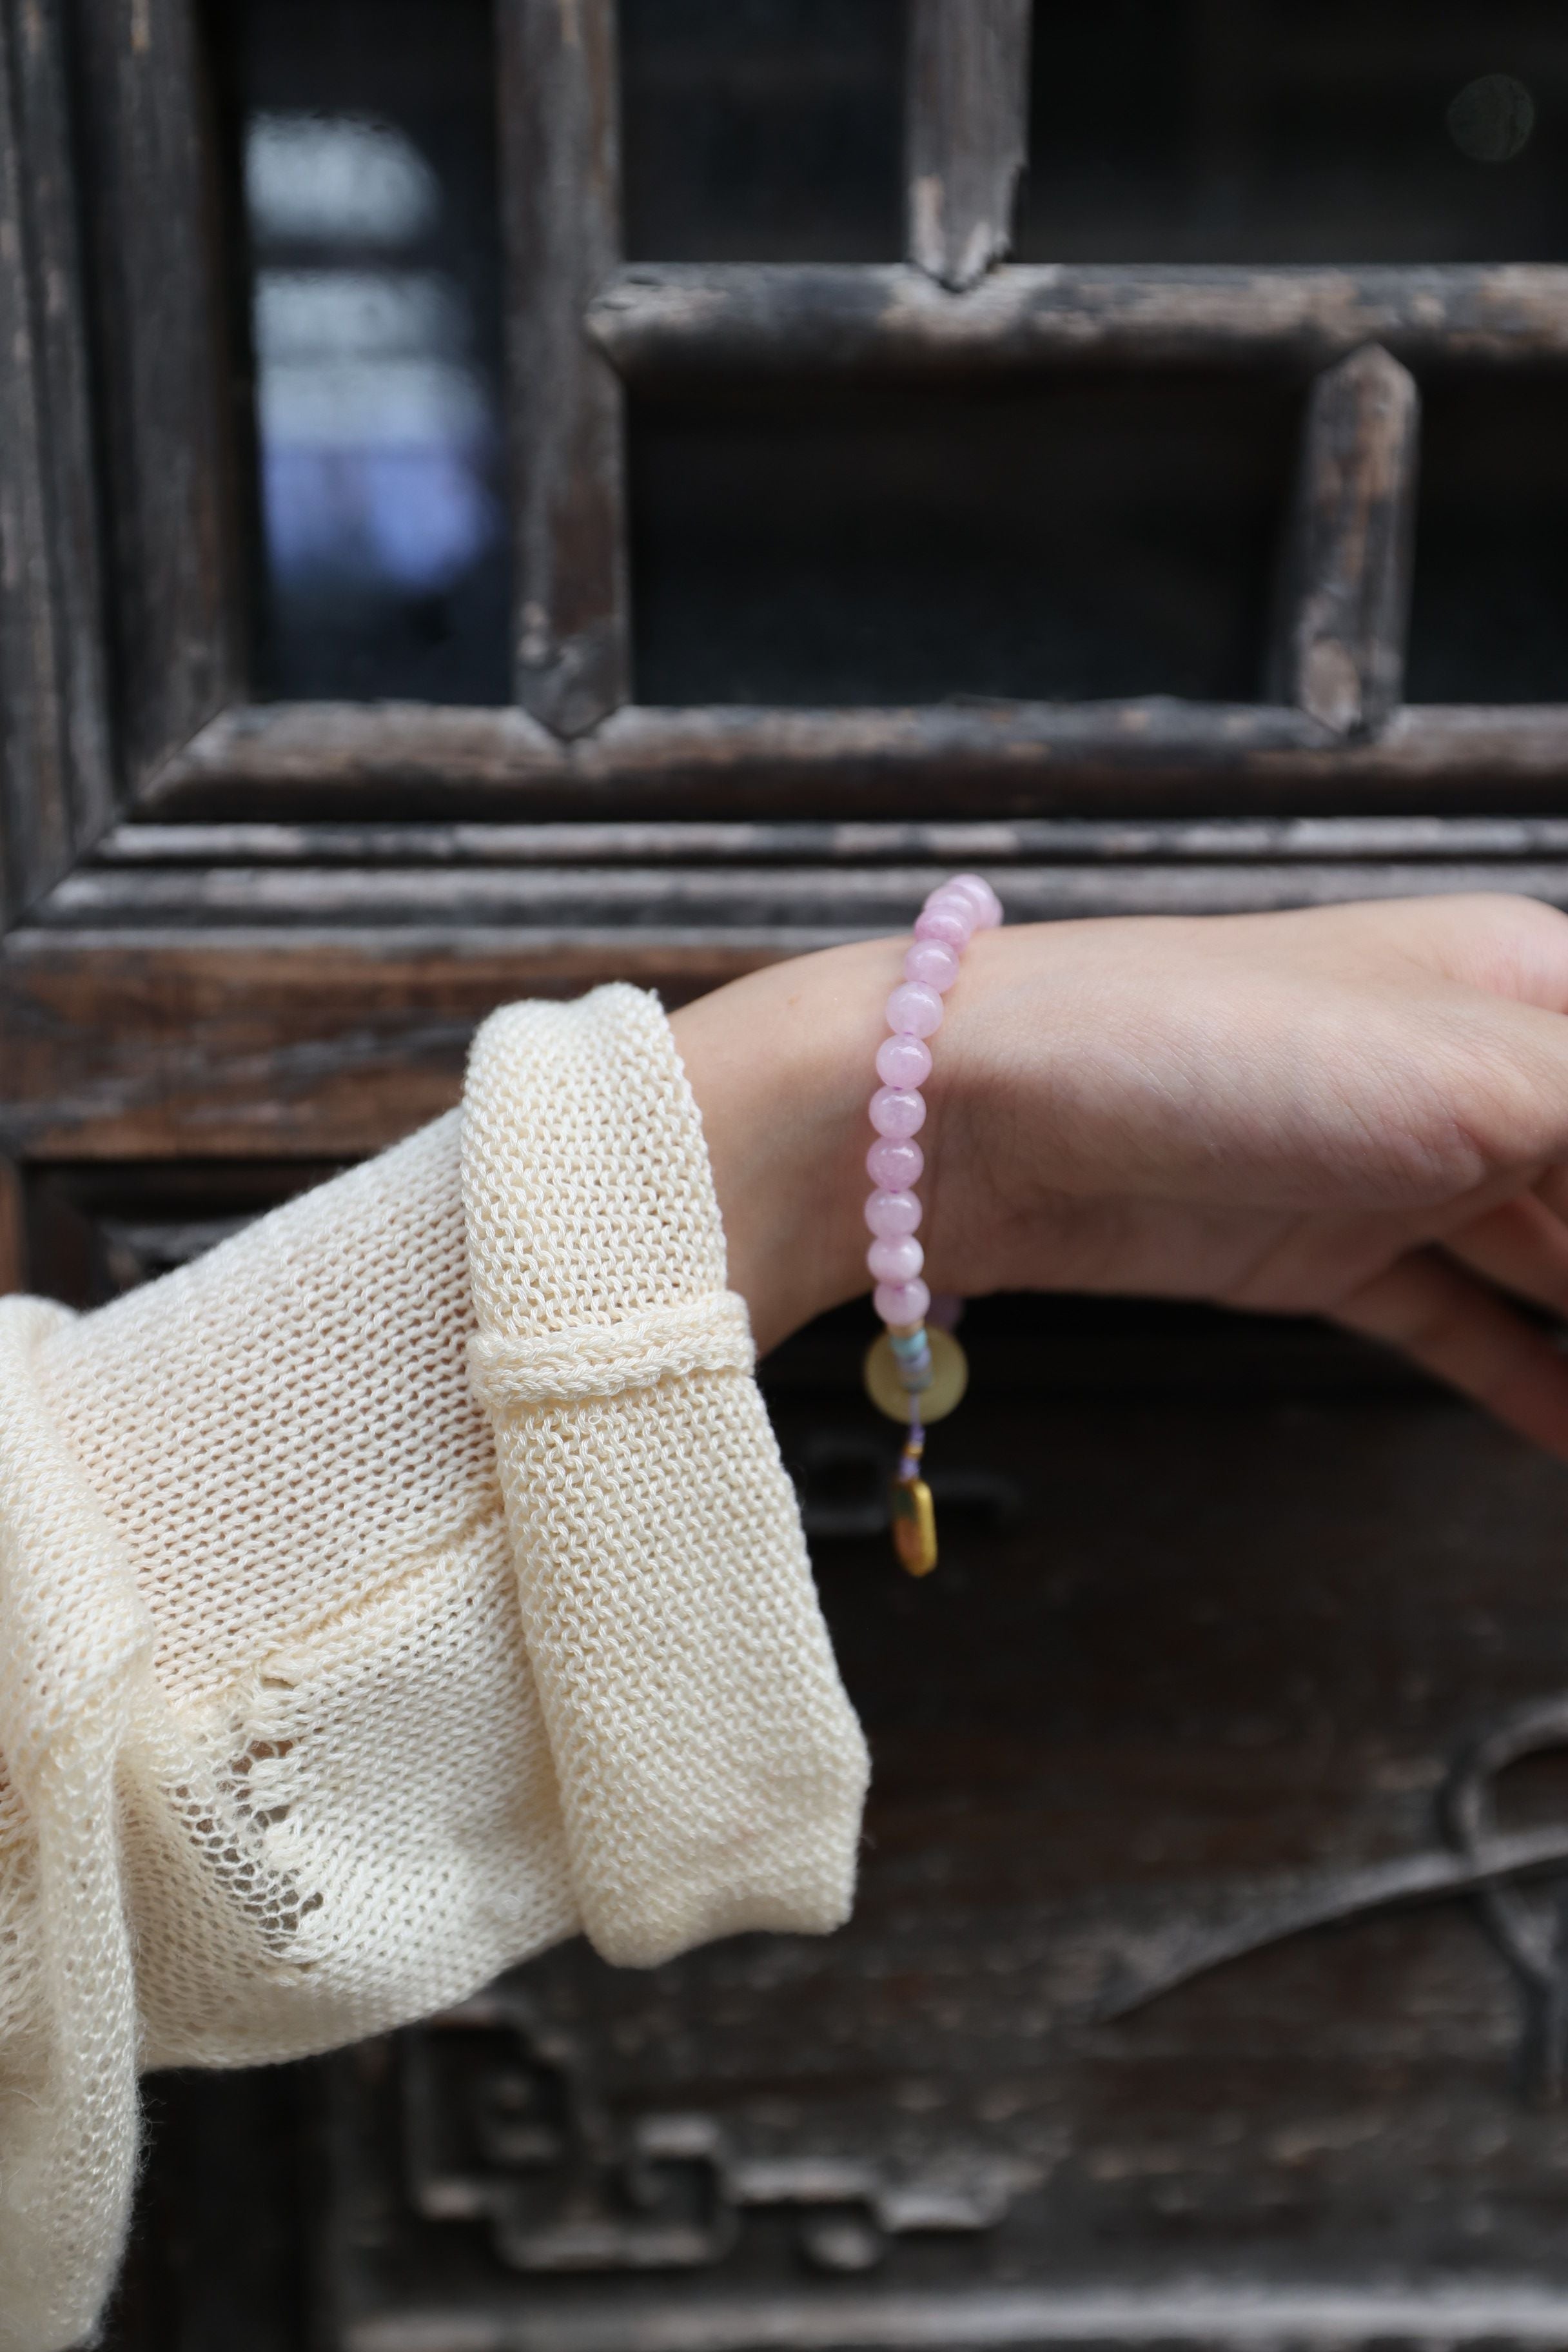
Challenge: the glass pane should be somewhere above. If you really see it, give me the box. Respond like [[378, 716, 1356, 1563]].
[[1407, 378, 1568, 701], [631, 375, 1299, 705], [1019, 0, 1568, 264], [620, 0, 903, 261], [217, 0, 511, 702]]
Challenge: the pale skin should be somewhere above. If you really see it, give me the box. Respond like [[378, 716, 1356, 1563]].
[[671, 893, 1568, 1461]]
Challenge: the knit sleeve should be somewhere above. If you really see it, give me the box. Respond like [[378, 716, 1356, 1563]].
[[0, 985, 867, 2352], [462, 984, 868, 1963]]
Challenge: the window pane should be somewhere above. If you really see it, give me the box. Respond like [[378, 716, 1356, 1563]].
[[621, 0, 903, 261], [1019, 1, 1568, 264], [217, 0, 511, 702], [631, 376, 1298, 705], [1407, 378, 1568, 701]]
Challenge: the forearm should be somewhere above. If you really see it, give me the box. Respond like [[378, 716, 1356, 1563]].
[[671, 937, 905, 1353], [671, 897, 1568, 1462]]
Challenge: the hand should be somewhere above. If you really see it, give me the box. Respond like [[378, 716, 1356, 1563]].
[[671, 894, 1568, 1460]]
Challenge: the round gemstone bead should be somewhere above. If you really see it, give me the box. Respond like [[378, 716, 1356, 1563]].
[[876, 1032, 932, 1088], [946, 872, 1002, 928], [914, 905, 970, 950], [868, 1234, 924, 1285], [867, 1135, 923, 1188], [874, 1277, 931, 1330], [864, 1188, 921, 1238], [904, 939, 961, 993], [885, 981, 943, 1039], [869, 1085, 926, 1139]]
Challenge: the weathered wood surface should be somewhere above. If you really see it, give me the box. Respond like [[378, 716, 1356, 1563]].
[[33, 859, 1568, 932], [1271, 346, 1420, 738], [139, 699, 1568, 821], [0, 0, 65, 922], [498, 0, 629, 738], [320, 1363, 1568, 2345], [0, 932, 756, 1159], [588, 262, 1568, 377], [0, 0, 112, 925], [905, 0, 1030, 291], [16, 836, 1568, 1154], [93, 815, 1568, 867], [68, 0, 240, 787], [0, 1155, 23, 1291]]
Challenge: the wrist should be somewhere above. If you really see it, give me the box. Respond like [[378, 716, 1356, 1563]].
[[671, 938, 905, 1354]]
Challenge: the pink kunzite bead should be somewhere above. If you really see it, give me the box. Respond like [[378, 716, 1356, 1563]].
[[865, 1187, 921, 1237], [874, 1277, 931, 1329], [946, 873, 1002, 928], [869, 1085, 926, 1139], [876, 1031, 932, 1088], [904, 939, 961, 993], [914, 905, 970, 950], [929, 896, 983, 943], [868, 1234, 924, 1285], [885, 981, 943, 1039], [867, 1135, 923, 1188]]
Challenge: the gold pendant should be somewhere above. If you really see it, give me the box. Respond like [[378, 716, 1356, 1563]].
[[890, 1475, 938, 1577]]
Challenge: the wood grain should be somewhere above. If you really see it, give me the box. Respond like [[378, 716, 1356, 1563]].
[[8, 0, 112, 853], [68, 0, 241, 787], [0, 0, 112, 924], [0, 931, 760, 1159], [17, 836, 1568, 1155], [0, 1154, 24, 1292], [139, 698, 1568, 822], [589, 261, 1568, 378], [32, 859, 1568, 934], [93, 816, 1568, 868], [498, 0, 629, 738], [905, 0, 1030, 291], [1271, 345, 1420, 738]]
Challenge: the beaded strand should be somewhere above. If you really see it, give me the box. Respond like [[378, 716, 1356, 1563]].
[[863, 872, 1003, 1575]]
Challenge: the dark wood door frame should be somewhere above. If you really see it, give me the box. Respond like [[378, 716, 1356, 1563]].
[[6, 0, 1568, 1161]]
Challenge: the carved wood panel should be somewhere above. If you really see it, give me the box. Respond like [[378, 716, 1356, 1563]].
[[313, 1326, 1568, 2346]]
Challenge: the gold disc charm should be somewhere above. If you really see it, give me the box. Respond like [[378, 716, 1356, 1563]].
[[863, 1326, 969, 1424], [890, 1475, 938, 1577]]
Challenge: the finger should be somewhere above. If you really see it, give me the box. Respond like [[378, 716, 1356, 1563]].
[[1441, 1193, 1568, 1319], [1333, 1250, 1568, 1462]]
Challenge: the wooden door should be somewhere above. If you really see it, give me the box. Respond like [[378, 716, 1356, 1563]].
[[9, 3, 1568, 2344]]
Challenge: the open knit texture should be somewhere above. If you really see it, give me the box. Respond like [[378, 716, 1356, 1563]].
[[0, 983, 868, 2352]]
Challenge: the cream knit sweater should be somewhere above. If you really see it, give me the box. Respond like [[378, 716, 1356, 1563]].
[[0, 986, 869, 2352]]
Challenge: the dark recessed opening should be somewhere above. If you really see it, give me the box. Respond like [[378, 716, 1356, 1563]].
[[631, 373, 1300, 707], [1018, 0, 1568, 265], [1407, 373, 1568, 701], [620, 0, 904, 262], [213, 0, 511, 703]]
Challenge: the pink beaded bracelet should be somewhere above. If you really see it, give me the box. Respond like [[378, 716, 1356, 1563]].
[[861, 872, 1003, 1576]]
